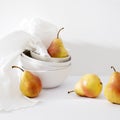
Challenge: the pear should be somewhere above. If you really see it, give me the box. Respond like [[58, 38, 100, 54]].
[[12, 66, 42, 98], [68, 74, 103, 98], [47, 27, 68, 58], [104, 66, 120, 104]]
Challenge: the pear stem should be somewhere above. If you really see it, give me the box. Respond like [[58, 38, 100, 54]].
[[12, 66, 24, 72], [68, 90, 74, 94], [111, 66, 116, 72], [57, 27, 64, 39]]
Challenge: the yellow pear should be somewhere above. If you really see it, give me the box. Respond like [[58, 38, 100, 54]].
[[47, 27, 68, 58], [68, 74, 103, 98], [12, 66, 42, 98], [104, 66, 120, 104]]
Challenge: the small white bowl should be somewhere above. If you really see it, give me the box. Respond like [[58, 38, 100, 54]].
[[23, 65, 71, 88], [20, 53, 71, 69]]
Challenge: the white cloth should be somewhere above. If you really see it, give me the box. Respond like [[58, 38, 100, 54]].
[[0, 19, 58, 111]]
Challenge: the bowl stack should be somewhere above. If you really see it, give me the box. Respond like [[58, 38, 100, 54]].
[[20, 50, 71, 88]]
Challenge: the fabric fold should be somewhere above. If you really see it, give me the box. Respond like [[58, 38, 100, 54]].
[[0, 18, 58, 111]]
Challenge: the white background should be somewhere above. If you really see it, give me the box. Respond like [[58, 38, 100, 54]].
[[0, 0, 120, 75]]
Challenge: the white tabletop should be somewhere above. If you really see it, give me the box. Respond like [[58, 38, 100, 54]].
[[0, 76, 120, 120]]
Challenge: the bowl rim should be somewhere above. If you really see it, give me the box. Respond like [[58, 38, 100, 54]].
[[20, 52, 71, 66], [22, 64, 71, 72]]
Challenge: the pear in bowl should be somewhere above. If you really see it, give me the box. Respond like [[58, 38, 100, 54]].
[[47, 27, 69, 58], [31, 27, 70, 63]]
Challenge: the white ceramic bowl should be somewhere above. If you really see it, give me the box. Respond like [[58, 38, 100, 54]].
[[23, 65, 71, 88], [20, 52, 71, 88], [20, 53, 71, 71]]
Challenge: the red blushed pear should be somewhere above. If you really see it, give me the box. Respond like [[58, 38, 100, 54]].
[[12, 66, 42, 98], [47, 27, 69, 58], [104, 66, 120, 104], [68, 74, 103, 98], [109, 66, 120, 88]]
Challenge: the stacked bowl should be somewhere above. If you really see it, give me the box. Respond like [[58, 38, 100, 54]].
[[20, 50, 71, 88]]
